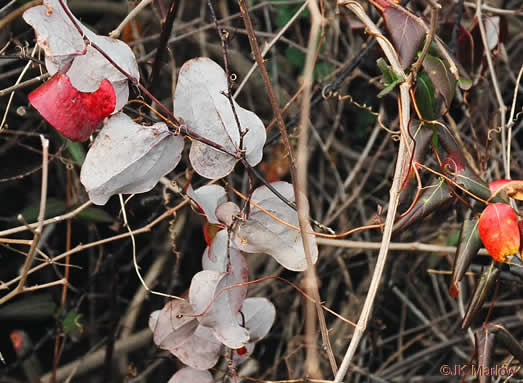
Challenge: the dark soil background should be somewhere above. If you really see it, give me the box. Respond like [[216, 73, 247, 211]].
[[0, 0, 522, 382]]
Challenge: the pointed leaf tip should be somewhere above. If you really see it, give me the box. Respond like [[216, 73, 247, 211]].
[[478, 203, 520, 263], [29, 73, 115, 141], [382, 7, 425, 69]]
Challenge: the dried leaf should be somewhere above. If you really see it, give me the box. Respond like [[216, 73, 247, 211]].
[[80, 113, 184, 205], [478, 203, 520, 263], [28, 74, 115, 142], [216, 202, 241, 227], [23, 0, 84, 67], [174, 57, 266, 179], [489, 180, 523, 201], [202, 230, 249, 315], [170, 326, 222, 370]]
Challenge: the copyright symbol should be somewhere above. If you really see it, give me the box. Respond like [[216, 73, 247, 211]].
[[440, 365, 451, 376]]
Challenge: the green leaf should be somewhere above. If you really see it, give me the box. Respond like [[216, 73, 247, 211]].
[[285, 46, 305, 69], [21, 198, 67, 222], [377, 58, 396, 85], [0, 294, 56, 321], [63, 310, 83, 339], [393, 177, 454, 234], [414, 72, 437, 120], [377, 58, 403, 97], [458, 76, 472, 91], [461, 263, 499, 329], [65, 139, 86, 165], [422, 54, 457, 109], [449, 218, 482, 297], [314, 61, 334, 81], [76, 206, 113, 223], [431, 129, 439, 150], [377, 80, 401, 98], [446, 230, 460, 247], [275, 3, 309, 28]]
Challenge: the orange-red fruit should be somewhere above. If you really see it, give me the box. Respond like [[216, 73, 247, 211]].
[[448, 280, 459, 299], [478, 203, 520, 263]]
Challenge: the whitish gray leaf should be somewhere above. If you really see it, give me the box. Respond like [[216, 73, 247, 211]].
[[149, 300, 198, 351], [174, 57, 266, 179], [231, 182, 318, 271], [168, 368, 214, 383], [187, 184, 227, 225], [80, 113, 184, 205], [171, 326, 222, 370], [189, 270, 249, 348], [216, 202, 241, 227], [241, 297, 276, 343], [23, 0, 139, 112], [202, 230, 248, 314]]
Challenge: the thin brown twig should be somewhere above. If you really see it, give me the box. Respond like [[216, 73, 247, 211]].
[[238, 0, 337, 377], [295, 0, 334, 376], [334, 3, 414, 380], [0, 135, 49, 306], [0, 199, 189, 292], [410, 1, 440, 77]]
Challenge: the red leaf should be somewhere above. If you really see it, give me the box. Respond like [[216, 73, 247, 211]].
[[29, 73, 115, 141], [478, 203, 520, 263], [382, 7, 425, 69]]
